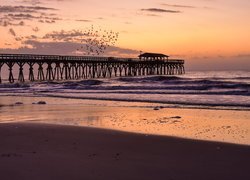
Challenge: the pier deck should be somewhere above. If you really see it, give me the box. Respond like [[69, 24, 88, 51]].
[[0, 54, 185, 83]]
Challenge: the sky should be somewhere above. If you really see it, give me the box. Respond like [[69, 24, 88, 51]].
[[0, 0, 250, 70]]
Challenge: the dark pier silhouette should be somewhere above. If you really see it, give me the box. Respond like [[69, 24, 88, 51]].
[[0, 53, 185, 83]]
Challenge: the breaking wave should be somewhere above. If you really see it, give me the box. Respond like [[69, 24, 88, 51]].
[[0, 71, 250, 110]]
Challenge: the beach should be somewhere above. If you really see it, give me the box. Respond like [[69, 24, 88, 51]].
[[0, 95, 250, 180], [1, 96, 249, 145], [1, 122, 250, 180], [0, 72, 250, 179]]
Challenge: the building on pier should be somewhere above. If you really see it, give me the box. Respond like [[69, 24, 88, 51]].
[[139, 53, 169, 61]]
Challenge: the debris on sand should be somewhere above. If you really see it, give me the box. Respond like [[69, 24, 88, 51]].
[[15, 102, 23, 105], [153, 107, 160, 110], [171, 116, 182, 119], [159, 120, 168, 124], [36, 101, 47, 105], [32, 101, 47, 105], [153, 106, 165, 110]]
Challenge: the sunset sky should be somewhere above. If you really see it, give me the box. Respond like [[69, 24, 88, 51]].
[[0, 0, 250, 70]]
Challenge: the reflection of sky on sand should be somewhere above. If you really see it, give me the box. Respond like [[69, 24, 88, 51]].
[[0, 96, 249, 145]]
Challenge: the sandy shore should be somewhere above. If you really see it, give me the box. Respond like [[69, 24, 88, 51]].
[[0, 123, 249, 180], [1, 96, 249, 145]]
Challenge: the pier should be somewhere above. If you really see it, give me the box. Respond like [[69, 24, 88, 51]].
[[0, 53, 185, 83]]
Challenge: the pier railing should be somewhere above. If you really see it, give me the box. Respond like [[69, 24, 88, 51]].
[[0, 54, 185, 83]]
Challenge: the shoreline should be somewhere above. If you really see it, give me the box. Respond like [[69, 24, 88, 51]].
[[1, 122, 249, 180], [1, 94, 250, 111], [0, 95, 249, 145]]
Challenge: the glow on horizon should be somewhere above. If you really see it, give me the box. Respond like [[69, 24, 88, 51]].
[[0, 0, 250, 70]]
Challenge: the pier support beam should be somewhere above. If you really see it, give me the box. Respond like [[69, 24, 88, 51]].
[[37, 63, 45, 81], [81, 64, 87, 79], [119, 66, 123, 76], [69, 63, 76, 80], [46, 62, 54, 81], [75, 63, 80, 79], [17, 62, 25, 82], [6, 62, 15, 83], [0, 62, 3, 83], [28, 62, 35, 81], [54, 63, 61, 80], [107, 64, 112, 77], [101, 64, 107, 78], [62, 63, 70, 80], [182, 65, 185, 74]]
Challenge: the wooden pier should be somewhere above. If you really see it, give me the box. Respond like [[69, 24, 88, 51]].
[[0, 54, 185, 83]]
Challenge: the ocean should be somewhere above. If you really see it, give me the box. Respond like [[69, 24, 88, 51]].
[[0, 71, 250, 110]]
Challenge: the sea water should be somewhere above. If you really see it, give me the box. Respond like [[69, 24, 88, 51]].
[[0, 71, 249, 110]]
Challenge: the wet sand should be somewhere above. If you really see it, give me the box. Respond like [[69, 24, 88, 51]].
[[0, 122, 249, 180], [1, 96, 250, 145]]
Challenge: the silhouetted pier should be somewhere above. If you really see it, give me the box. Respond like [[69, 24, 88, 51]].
[[0, 54, 185, 83]]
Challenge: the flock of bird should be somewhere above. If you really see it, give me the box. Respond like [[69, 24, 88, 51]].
[[78, 25, 119, 56]]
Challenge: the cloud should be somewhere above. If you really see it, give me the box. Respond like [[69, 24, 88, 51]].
[[0, 5, 60, 27], [9, 28, 16, 36], [0, 40, 139, 57], [141, 8, 181, 13], [42, 30, 86, 42], [0, 19, 25, 27], [15, 0, 42, 5], [146, 14, 161, 17], [105, 46, 139, 57], [161, 4, 196, 9], [16, 0, 74, 5], [7, 13, 37, 20], [38, 19, 56, 24], [25, 35, 38, 40], [0, 13, 61, 27], [0, 5, 57, 13], [75, 19, 92, 22], [235, 54, 250, 58], [161, 3, 214, 10], [19, 21, 25, 26], [0, 4, 62, 43]]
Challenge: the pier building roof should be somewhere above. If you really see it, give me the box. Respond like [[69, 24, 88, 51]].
[[139, 53, 169, 60]]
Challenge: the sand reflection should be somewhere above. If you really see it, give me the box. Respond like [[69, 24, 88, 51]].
[[0, 96, 249, 145]]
